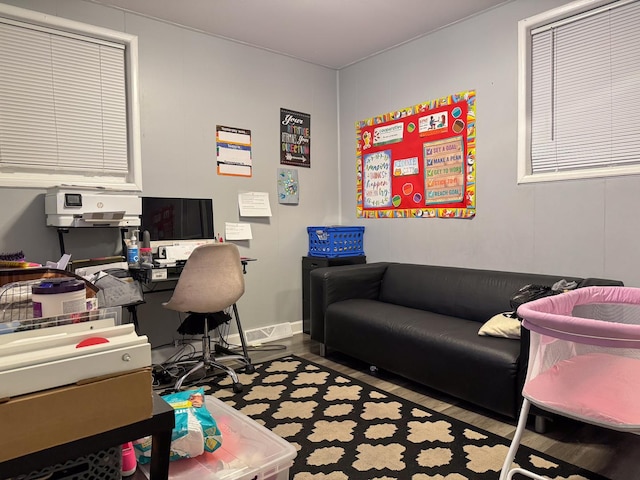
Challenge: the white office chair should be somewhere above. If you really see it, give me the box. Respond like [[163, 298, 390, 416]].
[[163, 243, 253, 393]]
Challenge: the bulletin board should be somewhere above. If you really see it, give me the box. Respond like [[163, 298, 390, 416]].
[[356, 90, 476, 219]]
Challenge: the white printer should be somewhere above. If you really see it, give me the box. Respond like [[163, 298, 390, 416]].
[[45, 186, 142, 228]]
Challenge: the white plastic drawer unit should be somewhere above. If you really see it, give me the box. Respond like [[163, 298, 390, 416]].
[[0, 316, 151, 399]]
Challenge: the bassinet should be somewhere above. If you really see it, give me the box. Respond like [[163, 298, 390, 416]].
[[499, 286, 640, 480]]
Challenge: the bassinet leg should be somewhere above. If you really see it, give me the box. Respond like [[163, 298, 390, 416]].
[[534, 415, 548, 434], [499, 398, 531, 480]]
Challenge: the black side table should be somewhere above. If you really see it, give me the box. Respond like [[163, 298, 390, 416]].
[[0, 393, 175, 480], [302, 255, 366, 333]]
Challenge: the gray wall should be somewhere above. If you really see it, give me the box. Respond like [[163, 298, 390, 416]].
[[3, 0, 639, 347], [0, 0, 340, 346], [338, 0, 640, 287]]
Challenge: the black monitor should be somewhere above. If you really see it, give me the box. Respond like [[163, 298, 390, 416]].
[[141, 197, 214, 244]]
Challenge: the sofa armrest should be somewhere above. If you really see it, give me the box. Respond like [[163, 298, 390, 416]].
[[309, 262, 390, 343]]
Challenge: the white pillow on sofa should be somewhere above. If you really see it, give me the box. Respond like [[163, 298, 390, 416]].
[[478, 312, 520, 339]]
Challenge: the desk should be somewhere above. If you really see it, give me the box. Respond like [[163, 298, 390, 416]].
[[0, 393, 175, 480], [130, 257, 257, 294], [127, 256, 256, 356]]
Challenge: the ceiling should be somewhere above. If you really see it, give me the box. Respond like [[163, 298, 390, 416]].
[[85, 0, 512, 69]]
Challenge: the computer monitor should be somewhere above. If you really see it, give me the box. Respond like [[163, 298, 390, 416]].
[[141, 197, 214, 250]]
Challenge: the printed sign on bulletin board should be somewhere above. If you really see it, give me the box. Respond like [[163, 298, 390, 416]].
[[356, 90, 476, 219]]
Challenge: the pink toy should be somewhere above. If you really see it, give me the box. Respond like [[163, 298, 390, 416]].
[[121, 441, 137, 477]]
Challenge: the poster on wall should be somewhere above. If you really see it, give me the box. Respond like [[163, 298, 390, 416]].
[[280, 108, 311, 168], [216, 125, 252, 177], [356, 90, 476, 219], [277, 168, 299, 204]]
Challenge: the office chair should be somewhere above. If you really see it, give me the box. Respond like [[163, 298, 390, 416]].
[[163, 243, 254, 393]]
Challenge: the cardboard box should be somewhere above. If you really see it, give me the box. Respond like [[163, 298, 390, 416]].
[[0, 367, 152, 462]]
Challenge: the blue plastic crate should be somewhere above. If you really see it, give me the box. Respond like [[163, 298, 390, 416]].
[[307, 226, 365, 257]]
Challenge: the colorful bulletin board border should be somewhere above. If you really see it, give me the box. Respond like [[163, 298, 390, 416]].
[[356, 90, 476, 219]]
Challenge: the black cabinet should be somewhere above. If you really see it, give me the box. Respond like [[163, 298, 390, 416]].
[[302, 255, 366, 334]]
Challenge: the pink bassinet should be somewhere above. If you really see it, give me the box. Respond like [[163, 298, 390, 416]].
[[500, 286, 640, 480]]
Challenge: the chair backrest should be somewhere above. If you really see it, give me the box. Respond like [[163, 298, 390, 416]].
[[163, 243, 244, 313]]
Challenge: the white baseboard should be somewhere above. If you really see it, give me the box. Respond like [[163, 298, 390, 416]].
[[243, 322, 293, 346]]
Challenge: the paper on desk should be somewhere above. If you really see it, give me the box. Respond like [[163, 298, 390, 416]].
[[45, 254, 72, 270], [238, 192, 272, 217], [75, 262, 129, 279], [225, 222, 252, 240], [94, 273, 143, 307]]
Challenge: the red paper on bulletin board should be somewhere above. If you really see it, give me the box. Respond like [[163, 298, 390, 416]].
[[356, 90, 476, 219]]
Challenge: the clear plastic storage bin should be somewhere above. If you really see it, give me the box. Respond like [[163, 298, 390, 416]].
[[141, 395, 296, 480]]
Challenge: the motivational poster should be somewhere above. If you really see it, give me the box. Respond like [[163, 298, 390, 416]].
[[280, 108, 311, 167], [363, 150, 392, 208]]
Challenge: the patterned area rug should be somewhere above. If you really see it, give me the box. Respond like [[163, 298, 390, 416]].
[[169, 355, 610, 480]]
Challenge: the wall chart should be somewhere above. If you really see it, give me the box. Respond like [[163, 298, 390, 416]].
[[356, 90, 476, 218]]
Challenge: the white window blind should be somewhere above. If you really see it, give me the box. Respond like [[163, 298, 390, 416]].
[[0, 3, 141, 190], [0, 20, 127, 173], [521, 0, 640, 182]]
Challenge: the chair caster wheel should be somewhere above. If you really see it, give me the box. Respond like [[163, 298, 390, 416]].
[[245, 364, 256, 374], [233, 383, 243, 393], [369, 365, 379, 375]]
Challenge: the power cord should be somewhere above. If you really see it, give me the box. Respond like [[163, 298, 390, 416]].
[[150, 307, 288, 391]]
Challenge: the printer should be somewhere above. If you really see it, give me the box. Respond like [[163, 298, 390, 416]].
[[45, 186, 142, 228]]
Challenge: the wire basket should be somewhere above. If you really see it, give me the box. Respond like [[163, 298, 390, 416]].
[[307, 226, 365, 257], [0, 279, 96, 324], [11, 446, 121, 480], [0, 279, 41, 323], [0, 269, 101, 334]]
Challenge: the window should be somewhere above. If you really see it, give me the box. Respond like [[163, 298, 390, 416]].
[[517, 0, 640, 183], [0, 4, 141, 190]]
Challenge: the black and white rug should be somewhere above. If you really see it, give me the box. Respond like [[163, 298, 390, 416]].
[[170, 355, 610, 480]]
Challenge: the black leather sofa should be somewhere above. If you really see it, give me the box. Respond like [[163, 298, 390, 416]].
[[310, 262, 623, 420]]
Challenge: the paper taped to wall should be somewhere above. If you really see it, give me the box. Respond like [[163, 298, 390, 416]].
[[238, 192, 272, 217], [225, 222, 252, 240]]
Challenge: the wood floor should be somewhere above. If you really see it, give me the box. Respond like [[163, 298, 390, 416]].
[[247, 332, 640, 480]]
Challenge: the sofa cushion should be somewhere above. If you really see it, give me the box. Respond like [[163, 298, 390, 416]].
[[325, 298, 522, 417], [378, 264, 582, 324]]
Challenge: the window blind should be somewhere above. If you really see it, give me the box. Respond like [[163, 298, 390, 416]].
[[530, 0, 640, 174], [0, 19, 128, 175]]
